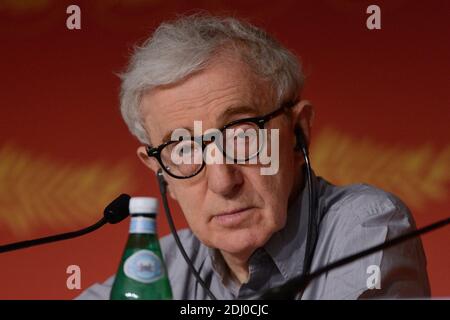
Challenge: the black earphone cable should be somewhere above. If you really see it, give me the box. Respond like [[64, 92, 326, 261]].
[[300, 141, 319, 278], [156, 170, 217, 300], [292, 125, 320, 299]]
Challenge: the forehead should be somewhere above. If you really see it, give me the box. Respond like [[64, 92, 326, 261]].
[[140, 57, 273, 145]]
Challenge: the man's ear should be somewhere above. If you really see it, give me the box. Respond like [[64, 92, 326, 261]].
[[136, 146, 178, 201], [137, 145, 159, 174], [291, 100, 315, 148]]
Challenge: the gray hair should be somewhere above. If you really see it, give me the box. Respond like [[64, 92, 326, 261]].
[[119, 14, 305, 145]]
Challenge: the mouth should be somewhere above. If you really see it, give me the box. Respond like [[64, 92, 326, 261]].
[[212, 207, 255, 227]]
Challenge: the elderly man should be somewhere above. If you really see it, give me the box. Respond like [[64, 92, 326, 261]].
[[77, 14, 430, 300]]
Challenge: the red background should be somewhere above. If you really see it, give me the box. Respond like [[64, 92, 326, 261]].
[[0, 0, 448, 299]]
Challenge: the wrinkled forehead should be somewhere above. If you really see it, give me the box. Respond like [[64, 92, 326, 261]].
[[140, 58, 275, 146]]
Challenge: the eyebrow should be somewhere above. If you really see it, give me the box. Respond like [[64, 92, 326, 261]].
[[160, 105, 258, 144], [161, 127, 193, 145], [218, 105, 258, 125]]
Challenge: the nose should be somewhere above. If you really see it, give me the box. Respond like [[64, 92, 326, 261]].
[[206, 163, 244, 198]]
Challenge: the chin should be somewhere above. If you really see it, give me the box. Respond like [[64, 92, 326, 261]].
[[212, 228, 270, 255]]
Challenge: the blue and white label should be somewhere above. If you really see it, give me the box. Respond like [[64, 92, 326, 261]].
[[123, 250, 164, 284], [129, 217, 156, 234]]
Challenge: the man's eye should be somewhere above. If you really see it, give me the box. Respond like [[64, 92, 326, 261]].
[[175, 144, 192, 156], [181, 146, 192, 155], [233, 129, 256, 141], [236, 131, 246, 139], [232, 129, 246, 139]]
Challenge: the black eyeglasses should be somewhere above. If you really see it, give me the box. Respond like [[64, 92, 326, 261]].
[[145, 100, 297, 179]]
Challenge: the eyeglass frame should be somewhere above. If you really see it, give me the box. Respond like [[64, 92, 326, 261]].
[[145, 100, 298, 179]]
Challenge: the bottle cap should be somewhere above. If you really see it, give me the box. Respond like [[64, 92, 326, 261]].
[[129, 197, 159, 215]]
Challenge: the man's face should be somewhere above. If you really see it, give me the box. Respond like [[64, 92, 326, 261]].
[[138, 56, 303, 258]]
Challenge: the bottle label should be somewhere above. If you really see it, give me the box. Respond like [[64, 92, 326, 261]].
[[123, 250, 164, 284], [129, 217, 156, 234]]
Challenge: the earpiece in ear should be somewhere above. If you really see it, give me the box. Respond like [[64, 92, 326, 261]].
[[156, 169, 167, 186], [294, 125, 307, 152]]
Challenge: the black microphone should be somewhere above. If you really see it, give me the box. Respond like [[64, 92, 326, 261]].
[[258, 215, 450, 299], [0, 193, 131, 254]]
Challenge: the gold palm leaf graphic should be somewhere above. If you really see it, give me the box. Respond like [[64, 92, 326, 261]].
[[311, 128, 450, 210], [0, 143, 136, 237]]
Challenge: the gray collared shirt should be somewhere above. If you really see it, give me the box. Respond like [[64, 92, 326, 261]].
[[76, 173, 430, 300]]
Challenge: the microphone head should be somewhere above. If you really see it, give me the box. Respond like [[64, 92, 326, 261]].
[[103, 194, 131, 224]]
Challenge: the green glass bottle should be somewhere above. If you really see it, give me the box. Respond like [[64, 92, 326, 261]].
[[110, 197, 173, 300]]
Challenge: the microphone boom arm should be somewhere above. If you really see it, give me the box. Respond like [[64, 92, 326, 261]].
[[0, 218, 106, 253], [259, 215, 450, 299], [0, 193, 131, 254]]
